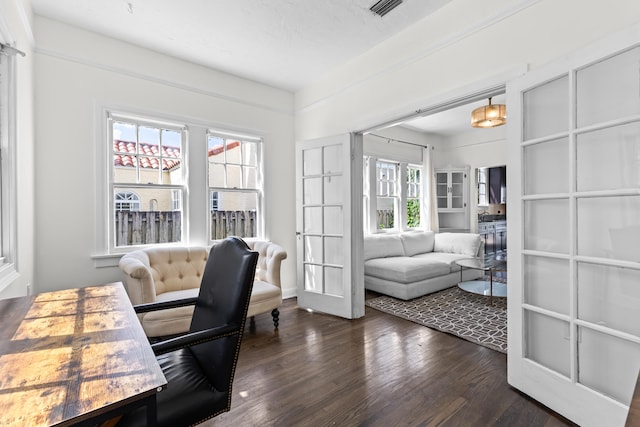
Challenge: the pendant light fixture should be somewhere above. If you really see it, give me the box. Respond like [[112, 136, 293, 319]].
[[471, 97, 507, 128]]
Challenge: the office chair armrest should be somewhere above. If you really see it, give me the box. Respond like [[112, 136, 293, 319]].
[[133, 297, 198, 314], [151, 324, 240, 356]]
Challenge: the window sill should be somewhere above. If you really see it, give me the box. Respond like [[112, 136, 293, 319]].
[[0, 263, 20, 294], [92, 253, 124, 268]]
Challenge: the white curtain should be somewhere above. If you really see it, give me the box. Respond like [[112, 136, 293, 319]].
[[421, 146, 439, 232]]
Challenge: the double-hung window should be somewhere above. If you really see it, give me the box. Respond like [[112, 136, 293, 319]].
[[406, 165, 421, 228], [109, 114, 186, 249], [376, 161, 398, 230], [207, 131, 262, 240]]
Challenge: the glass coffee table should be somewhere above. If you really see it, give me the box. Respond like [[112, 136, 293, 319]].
[[455, 258, 507, 302]]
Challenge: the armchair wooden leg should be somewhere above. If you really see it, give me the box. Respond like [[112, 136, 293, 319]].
[[271, 308, 279, 329], [249, 316, 256, 332]]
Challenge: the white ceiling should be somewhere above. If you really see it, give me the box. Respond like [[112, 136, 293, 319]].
[[401, 93, 507, 136], [30, 0, 451, 92], [30, 0, 507, 137]]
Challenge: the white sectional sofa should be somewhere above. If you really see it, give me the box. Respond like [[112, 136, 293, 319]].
[[364, 230, 483, 300]]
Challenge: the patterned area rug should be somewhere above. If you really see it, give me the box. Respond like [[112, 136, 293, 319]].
[[366, 285, 507, 353]]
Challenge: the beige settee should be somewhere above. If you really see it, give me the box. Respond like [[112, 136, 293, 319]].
[[119, 239, 287, 337]]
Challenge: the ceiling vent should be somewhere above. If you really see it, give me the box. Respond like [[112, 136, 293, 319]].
[[369, 0, 403, 17]]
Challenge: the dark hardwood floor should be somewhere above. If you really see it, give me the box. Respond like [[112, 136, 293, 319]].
[[207, 295, 576, 427]]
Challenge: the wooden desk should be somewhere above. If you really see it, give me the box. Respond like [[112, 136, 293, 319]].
[[0, 282, 166, 427]]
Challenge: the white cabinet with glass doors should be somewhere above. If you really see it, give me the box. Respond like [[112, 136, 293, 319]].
[[435, 166, 470, 231]]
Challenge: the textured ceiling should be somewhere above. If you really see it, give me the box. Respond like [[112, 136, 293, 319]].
[[31, 0, 451, 92]]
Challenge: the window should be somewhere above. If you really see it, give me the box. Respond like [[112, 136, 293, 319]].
[[477, 167, 488, 206], [376, 161, 398, 230], [207, 131, 262, 240], [115, 191, 140, 211], [0, 48, 18, 286], [110, 114, 185, 248], [98, 110, 265, 259], [407, 165, 421, 227], [364, 157, 424, 232]]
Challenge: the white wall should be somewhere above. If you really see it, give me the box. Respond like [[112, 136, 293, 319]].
[[434, 127, 507, 231], [32, 17, 297, 296], [295, 0, 640, 140], [0, 0, 35, 299]]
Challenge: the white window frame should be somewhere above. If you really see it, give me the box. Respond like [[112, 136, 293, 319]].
[[406, 164, 421, 228], [93, 108, 267, 266], [109, 113, 186, 251], [207, 129, 264, 242], [0, 47, 19, 291]]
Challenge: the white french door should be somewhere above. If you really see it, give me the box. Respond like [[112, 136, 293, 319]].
[[295, 134, 364, 319], [507, 24, 640, 426]]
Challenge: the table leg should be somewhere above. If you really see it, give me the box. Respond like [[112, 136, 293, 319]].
[[489, 269, 494, 304]]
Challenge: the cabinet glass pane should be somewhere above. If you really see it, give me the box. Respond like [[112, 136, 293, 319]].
[[451, 172, 464, 184], [304, 177, 322, 204], [525, 310, 570, 377], [523, 75, 569, 140], [578, 327, 640, 404], [577, 47, 640, 128], [304, 235, 323, 263], [325, 266, 344, 296], [523, 137, 569, 195], [578, 262, 640, 337], [324, 236, 343, 266], [524, 255, 570, 315], [437, 196, 447, 209], [304, 264, 322, 292], [577, 195, 640, 262], [324, 206, 343, 235], [323, 144, 342, 174], [524, 199, 570, 254], [324, 175, 342, 204], [436, 173, 447, 184], [303, 148, 322, 176], [576, 122, 640, 192]]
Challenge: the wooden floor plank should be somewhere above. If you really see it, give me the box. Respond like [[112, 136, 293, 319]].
[[205, 297, 577, 427]]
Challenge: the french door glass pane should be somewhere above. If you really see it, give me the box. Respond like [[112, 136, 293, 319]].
[[304, 235, 322, 263], [324, 236, 343, 266], [578, 327, 640, 404], [523, 137, 569, 195], [304, 207, 322, 233], [576, 122, 640, 192], [304, 264, 322, 292], [577, 195, 640, 261], [577, 262, 640, 337], [323, 144, 342, 174], [525, 310, 570, 377], [523, 75, 569, 140], [324, 206, 343, 234], [325, 266, 344, 296], [524, 255, 570, 315], [324, 175, 343, 204], [304, 177, 322, 204], [577, 47, 640, 128], [303, 147, 322, 175], [524, 199, 570, 254]]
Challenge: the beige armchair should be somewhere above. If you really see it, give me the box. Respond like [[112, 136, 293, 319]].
[[118, 239, 287, 337]]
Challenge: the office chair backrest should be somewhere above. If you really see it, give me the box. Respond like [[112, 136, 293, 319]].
[[189, 237, 258, 393]]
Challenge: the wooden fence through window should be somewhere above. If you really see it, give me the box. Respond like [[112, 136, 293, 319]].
[[115, 210, 257, 246]]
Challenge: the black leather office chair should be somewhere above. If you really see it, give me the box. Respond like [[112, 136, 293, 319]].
[[117, 237, 258, 427]]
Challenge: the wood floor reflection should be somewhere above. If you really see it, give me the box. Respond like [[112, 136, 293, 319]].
[[207, 296, 575, 427]]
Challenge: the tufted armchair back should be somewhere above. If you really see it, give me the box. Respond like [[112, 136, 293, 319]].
[[119, 240, 287, 337]]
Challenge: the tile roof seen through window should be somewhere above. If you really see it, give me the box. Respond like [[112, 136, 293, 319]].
[[113, 140, 240, 170]]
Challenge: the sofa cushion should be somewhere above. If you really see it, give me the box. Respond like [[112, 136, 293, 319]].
[[400, 231, 435, 256], [434, 232, 481, 257], [364, 257, 450, 283], [412, 252, 477, 273], [363, 234, 405, 261]]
